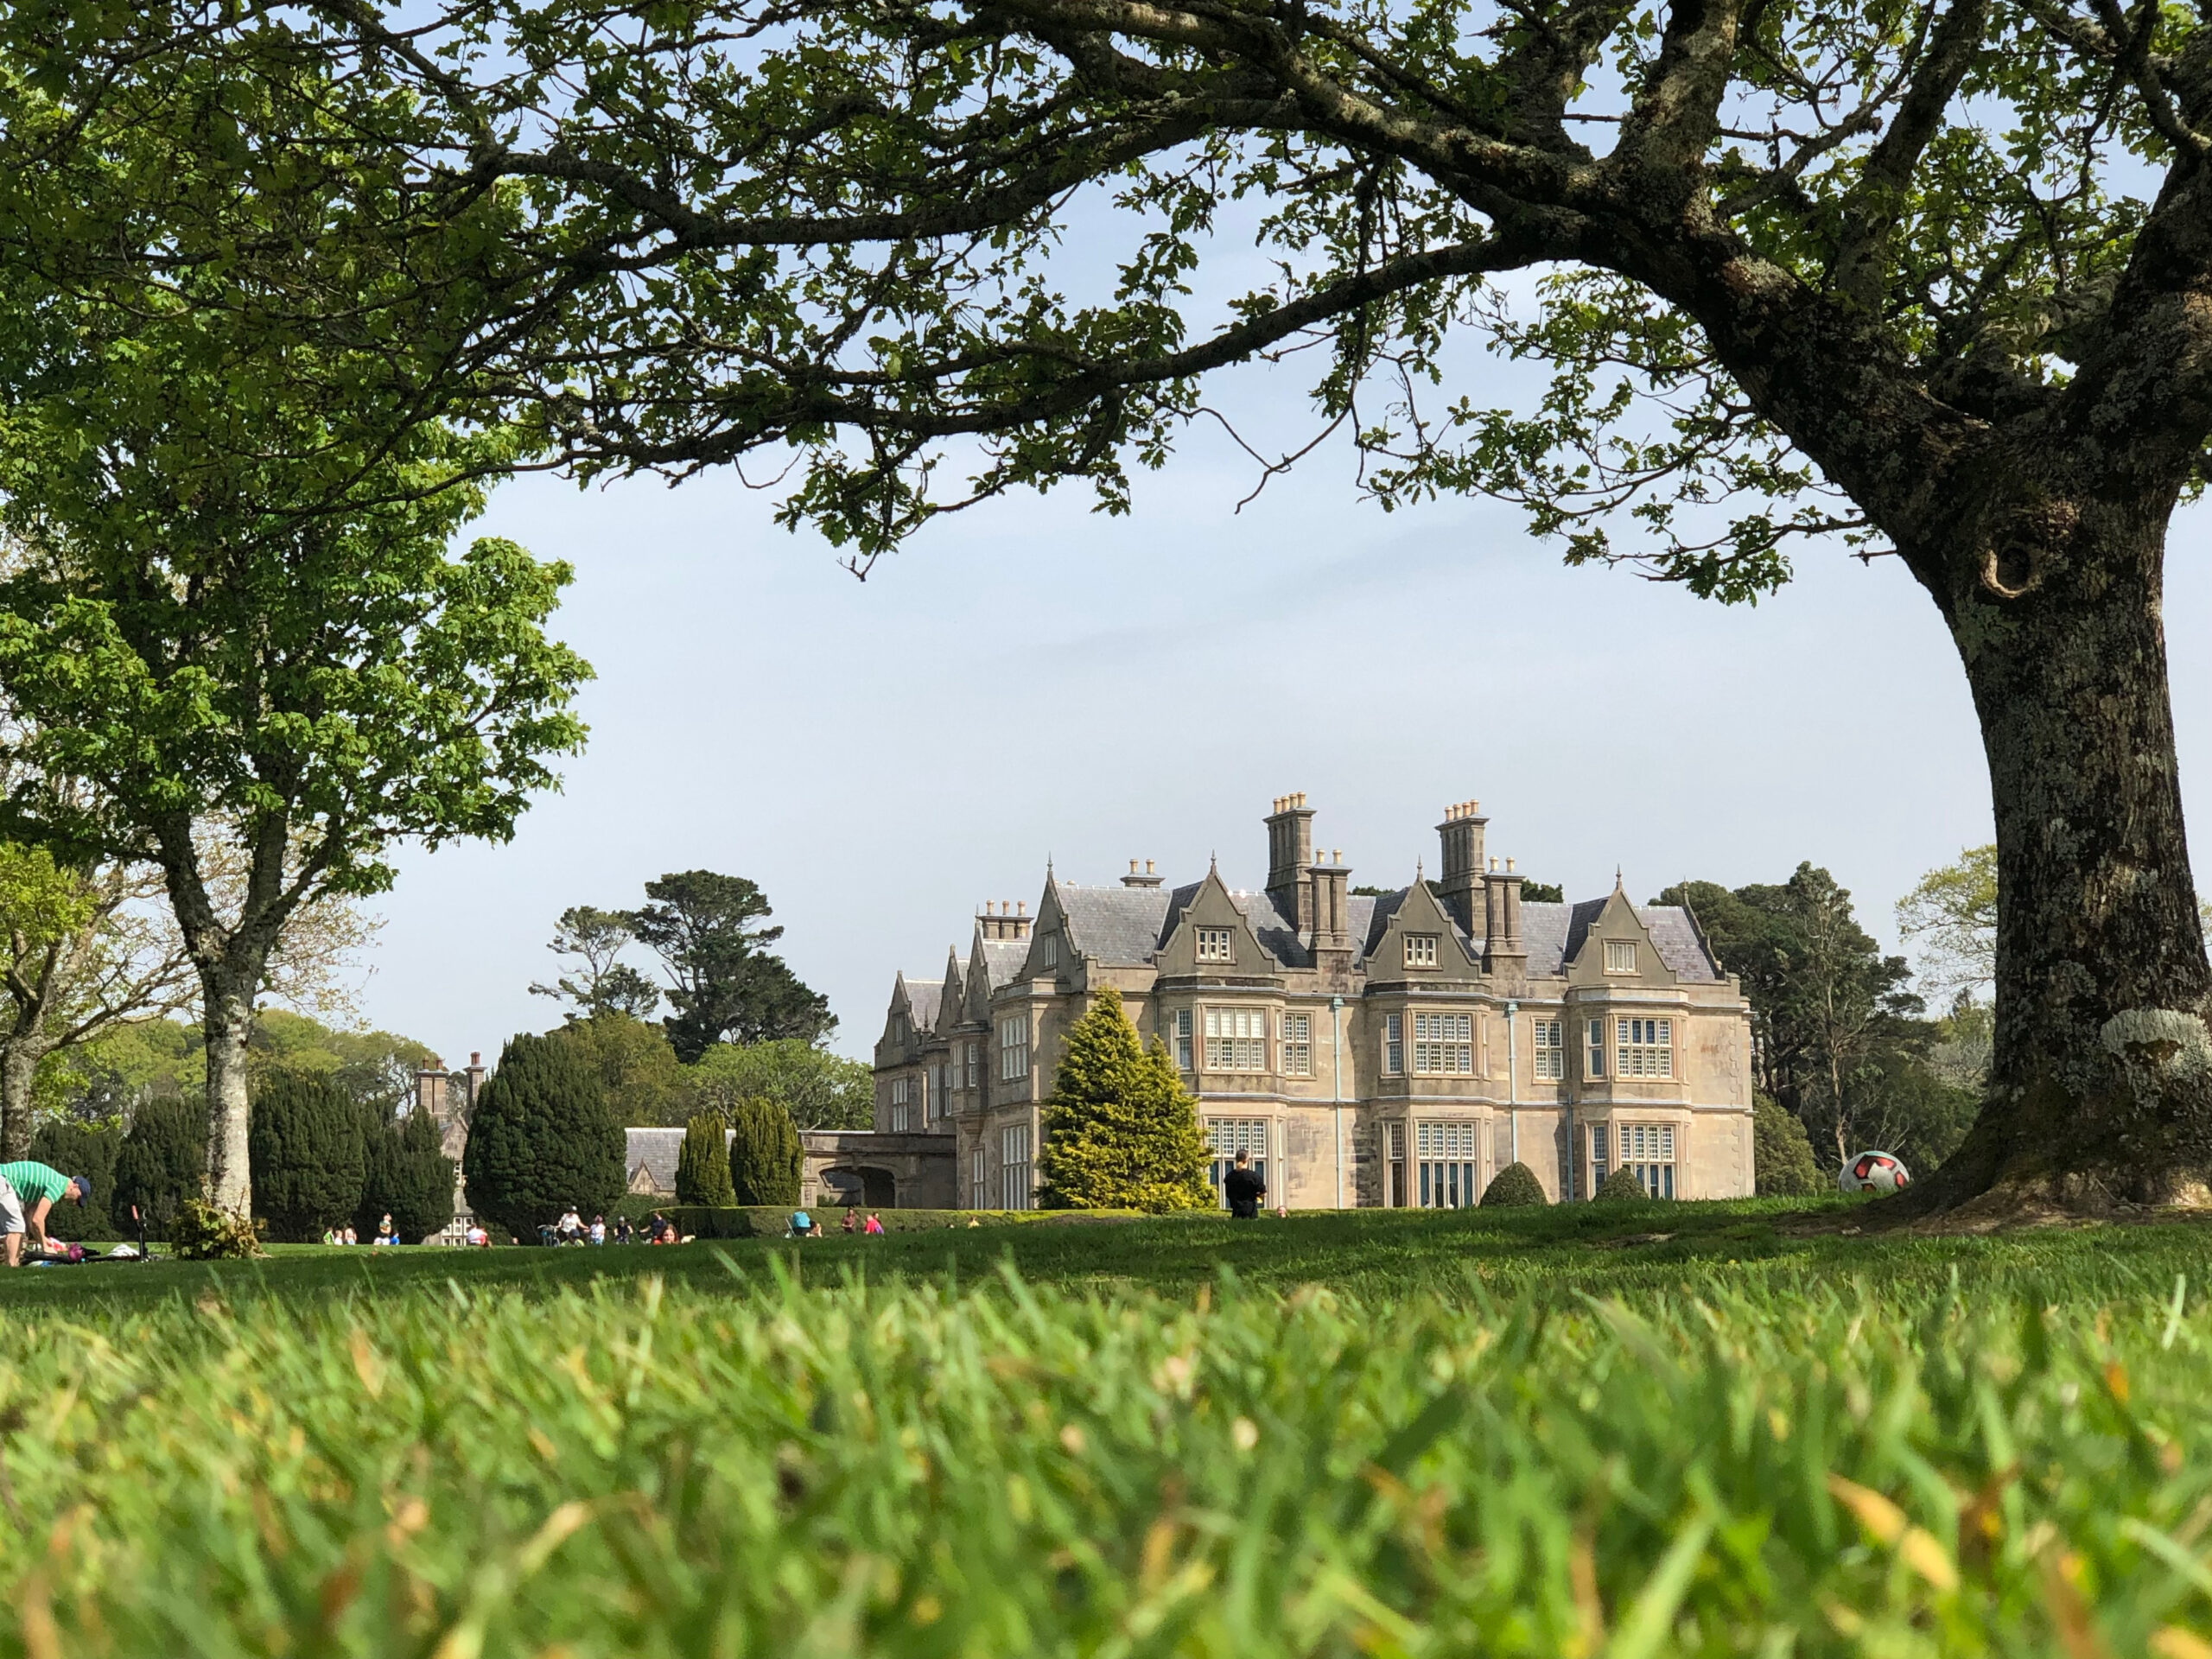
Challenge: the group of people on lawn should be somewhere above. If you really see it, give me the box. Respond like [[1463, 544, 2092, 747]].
[[0, 1146, 1276, 1264]]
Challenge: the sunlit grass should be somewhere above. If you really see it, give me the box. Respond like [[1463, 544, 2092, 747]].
[[3, 1203, 2210, 1654]]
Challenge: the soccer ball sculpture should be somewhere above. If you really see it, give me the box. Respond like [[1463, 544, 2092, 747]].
[[1840, 1151, 1910, 1194]]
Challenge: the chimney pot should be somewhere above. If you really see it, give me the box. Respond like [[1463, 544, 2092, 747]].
[[470, 1052, 480, 1066], [1146, 860, 1155, 874], [1017, 900, 1027, 915], [1489, 856, 1498, 872], [1129, 858, 1140, 874], [1506, 857, 1516, 873]]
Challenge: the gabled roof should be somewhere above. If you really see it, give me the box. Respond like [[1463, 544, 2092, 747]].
[[1055, 883, 1174, 966], [896, 975, 944, 1031], [1547, 899, 1721, 981], [626, 1127, 684, 1195]]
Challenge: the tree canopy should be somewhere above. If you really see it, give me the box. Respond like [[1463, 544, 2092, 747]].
[[626, 872, 835, 1062], [4, 0, 2212, 1205]]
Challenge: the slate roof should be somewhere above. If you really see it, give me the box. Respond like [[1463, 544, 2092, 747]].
[[1545, 899, 1721, 981], [901, 979, 944, 1030], [626, 1128, 685, 1196], [1056, 883, 1173, 965], [977, 938, 1029, 987]]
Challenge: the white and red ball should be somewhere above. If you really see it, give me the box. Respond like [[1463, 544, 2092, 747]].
[[1840, 1150, 1910, 1194]]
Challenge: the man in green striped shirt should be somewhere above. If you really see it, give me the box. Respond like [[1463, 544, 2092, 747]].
[[0, 1163, 88, 1265]]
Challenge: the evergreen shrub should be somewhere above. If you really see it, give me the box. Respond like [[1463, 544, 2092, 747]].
[[249, 1070, 366, 1242], [29, 1120, 122, 1240], [463, 1033, 626, 1243], [170, 1199, 264, 1259], [1035, 988, 1211, 1212], [1753, 1092, 1824, 1196], [1595, 1166, 1653, 1202], [111, 1095, 207, 1236], [357, 1108, 456, 1243], [726, 1097, 802, 1206], [1480, 1162, 1548, 1207], [676, 1113, 737, 1206]]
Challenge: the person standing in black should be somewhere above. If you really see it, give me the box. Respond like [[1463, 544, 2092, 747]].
[[1223, 1148, 1266, 1218]]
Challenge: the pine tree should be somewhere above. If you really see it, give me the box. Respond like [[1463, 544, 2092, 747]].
[[110, 1093, 207, 1236], [462, 1033, 626, 1243], [1036, 988, 1211, 1213], [676, 1111, 738, 1206], [726, 1096, 802, 1206], [249, 1069, 367, 1241], [357, 1107, 457, 1242]]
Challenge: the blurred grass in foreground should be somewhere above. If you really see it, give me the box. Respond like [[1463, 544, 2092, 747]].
[[1, 1205, 2212, 1653]]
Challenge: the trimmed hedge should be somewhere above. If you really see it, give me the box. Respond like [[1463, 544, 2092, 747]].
[[598, 1196, 1135, 1241]]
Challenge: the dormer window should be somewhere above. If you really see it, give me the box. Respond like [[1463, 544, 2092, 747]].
[[1604, 940, 1638, 974], [1404, 934, 1439, 969], [1039, 933, 1058, 969], [1196, 927, 1234, 963]]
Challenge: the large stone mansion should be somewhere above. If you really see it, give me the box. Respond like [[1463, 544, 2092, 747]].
[[873, 794, 1758, 1210]]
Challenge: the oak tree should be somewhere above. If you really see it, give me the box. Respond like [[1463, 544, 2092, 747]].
[[421, 0, 2212, 1214]]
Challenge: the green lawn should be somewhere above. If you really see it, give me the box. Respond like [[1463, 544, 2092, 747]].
[[15, 1194, 2212, 1311], [6, 1201, 2212, 1656]]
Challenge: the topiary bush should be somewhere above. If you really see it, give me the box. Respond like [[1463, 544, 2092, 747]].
[[249, 1069, 366, 1242], [675, 1112, 737, 1206], [726, 1096, 803, 1206], [1480, 1161, 1548, 1207], [463, 1033, 626, 1243], [1595, 1166, 1653, 1202]]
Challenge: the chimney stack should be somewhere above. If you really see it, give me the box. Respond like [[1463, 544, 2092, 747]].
[[1434, 798, 1487, 931], [1264, 791, 1317, 935], [1481, 857, 1527, 979], [976, 901, 1033, 941], [1122, 857, 1164, 889], [1308, 849, 1354, 985]]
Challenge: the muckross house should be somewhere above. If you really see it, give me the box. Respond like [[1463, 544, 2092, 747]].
[[874, 795, 1758, 1210]]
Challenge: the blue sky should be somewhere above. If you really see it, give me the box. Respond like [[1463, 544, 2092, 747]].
[[357, 388, 2212, 1065]]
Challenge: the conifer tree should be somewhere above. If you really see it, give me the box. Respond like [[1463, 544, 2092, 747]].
[[1037, 988, 1211, 1213], [248, 1069, 366, 1241], [29, 1119, 121, 1239], [676, 1111, 737, 1207], [357, 1107, 457, 1243], [463, 1033, 625, 1243], [725, 1096, 802, 1206], [111, 1094, 207, 1236]]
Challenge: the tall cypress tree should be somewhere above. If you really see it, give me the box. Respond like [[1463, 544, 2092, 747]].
[[463, 1033, 625, 1242], [357, 1107, 457, 1242], [249, 1069, 366, 1242], [111, 1093, 207, 1236], [1037, 988, 1211, 1212], [676, 1112, 737, 1206], [726, 1096, 802, 1206]]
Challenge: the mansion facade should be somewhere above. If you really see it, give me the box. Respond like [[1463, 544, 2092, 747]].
[[872, 795, 1757, 1210]]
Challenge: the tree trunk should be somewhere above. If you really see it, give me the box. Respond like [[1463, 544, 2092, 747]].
[[202, 974, 257, 1215], [1915, 493, 2212, 1213], [0, 1039, 42, 1161]]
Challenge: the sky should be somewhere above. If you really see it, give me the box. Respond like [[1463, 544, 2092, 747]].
[[350, 367, 2212, 1066]]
